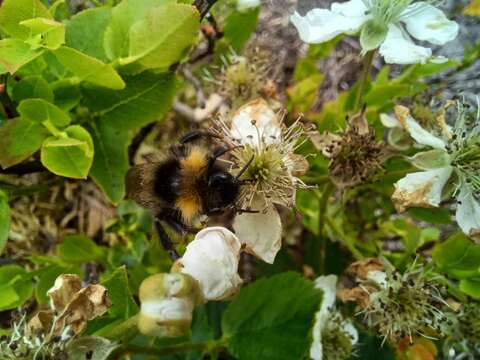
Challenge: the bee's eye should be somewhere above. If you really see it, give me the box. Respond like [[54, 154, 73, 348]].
[[208, 173, 229, 188]]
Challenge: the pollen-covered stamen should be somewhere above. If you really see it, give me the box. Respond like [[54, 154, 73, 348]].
[[321, 311, 357, 360], [361, 266, 451, 342], [363, 0, 443, 24]]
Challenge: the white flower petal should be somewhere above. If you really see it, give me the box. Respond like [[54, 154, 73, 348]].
[[402, 3, 459, 45], [392, 167, 453, 212], [456, 187, 480, 242], [394, 105, 447, 149], [331, 0, 368, 16], [233, 200, 282, 264], [230, 98, 281, 147], [237, 0, 260, 11], [367, 270, 387, 289], [290, 7, 367, 44], [379, 24, 432, 64], [314, 275, 337, 320], [343, 321, 359, 345], [177, 227, 242, 301], [310, 275, 338, 360], [380, 113, 400, 128]]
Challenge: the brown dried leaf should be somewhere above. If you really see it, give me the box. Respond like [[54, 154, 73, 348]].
[[47, 274, 82, 312]]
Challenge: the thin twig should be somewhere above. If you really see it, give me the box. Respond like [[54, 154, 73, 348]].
[[180, 66, 206, 108]]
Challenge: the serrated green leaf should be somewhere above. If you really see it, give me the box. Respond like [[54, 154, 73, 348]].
[[222, 272, 321, 360], [57, 234, 104, 263], [433, 232, 480, 278], [121, 3, 200, 71], [104, 0, 176, 61], [65, 7, 111, 62], [0, 118, 49, 168], [0, 190, 10, 255], [21, 17, 65, 50], [0, 39, 44, 75], [0, 265, 34, 310], [12, 76, 54, 103], [18, 98, 70, 127], [102, 266, 138, 319], [53, 46, 125, 90], [0, 0, 52, 39], [67, 336, 119, 360], [41, 125, 94, 178]]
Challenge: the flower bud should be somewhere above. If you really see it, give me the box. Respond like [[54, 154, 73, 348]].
[[173, 227, 242, 301], [138, 273, 200, 337]]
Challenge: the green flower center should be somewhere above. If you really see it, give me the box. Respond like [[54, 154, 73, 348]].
[[364, 0, 413, 25]]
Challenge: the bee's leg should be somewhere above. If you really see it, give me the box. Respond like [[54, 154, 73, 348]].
[[154, 217, 180, 261]]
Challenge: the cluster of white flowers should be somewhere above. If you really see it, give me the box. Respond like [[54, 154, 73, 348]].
[[389, 102, 480, 242], [290, 0, 459, 64]]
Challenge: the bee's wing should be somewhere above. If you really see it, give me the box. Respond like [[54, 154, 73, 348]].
[[126, 163, 164, 213]]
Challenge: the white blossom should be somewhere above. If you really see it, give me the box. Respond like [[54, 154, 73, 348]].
[[290, 0, 459, 64], [311, 275, 358, 360], [237, 0, 261, 11], [174, 227, 243, 301], [390, 103, 480, 242]]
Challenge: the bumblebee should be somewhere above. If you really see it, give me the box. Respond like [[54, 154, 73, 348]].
[[126, 131, 253, 259]]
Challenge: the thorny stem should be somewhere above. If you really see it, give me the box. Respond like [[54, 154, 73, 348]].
[[317, 182, 336, 274], [354, 50, 376, 112]]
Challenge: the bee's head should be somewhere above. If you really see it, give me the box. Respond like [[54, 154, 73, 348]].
[[205, 170, 240, 210]]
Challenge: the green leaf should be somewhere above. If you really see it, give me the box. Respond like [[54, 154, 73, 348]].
[[21, 17, 65, 50], [459, 278, 480, 299], [52, 80, 81, 111], [83, 73, 176, 202], [101, 266, 138, 319], [83, 72, 177, 131], [104, 0, 176, 60], [87, 122, 130, 203], [433, 232, 480, 278], [0, 0, 52, 39], [12, 76, 54, 103], [360, 20, 388, 52], [287, 73, 324, 114], [118, 3, 199, 72], [0, 39, 44, 75], [0, 118, 49, 168], [66, 336, 119, 360], [222, 272, 321, 360], [18, 98, 70, 127], [57, 235, 104, 263], [0, 190, 10, 255], [223, 7, 260, 51], [65, 7, 111, 62], [53, 46, 125, 90], [408, 207, 452, 225], [0, 265, 34, 310], [410, 149, 451, 170], [41, 125, 94, 178]]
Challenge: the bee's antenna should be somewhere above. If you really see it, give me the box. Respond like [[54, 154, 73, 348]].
[[235, 155, 254, 181]]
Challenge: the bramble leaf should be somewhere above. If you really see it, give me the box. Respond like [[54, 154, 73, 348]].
[[0, 0, 51, 39], [0, 118, 49, 168], [222, 272, 321, 360], [40, 125, 94, 178]]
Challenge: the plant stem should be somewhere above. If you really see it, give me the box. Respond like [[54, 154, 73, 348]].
[[317, 182, 335, 274], [102, 314, 139, 341], [354, 50, 375, 112]]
